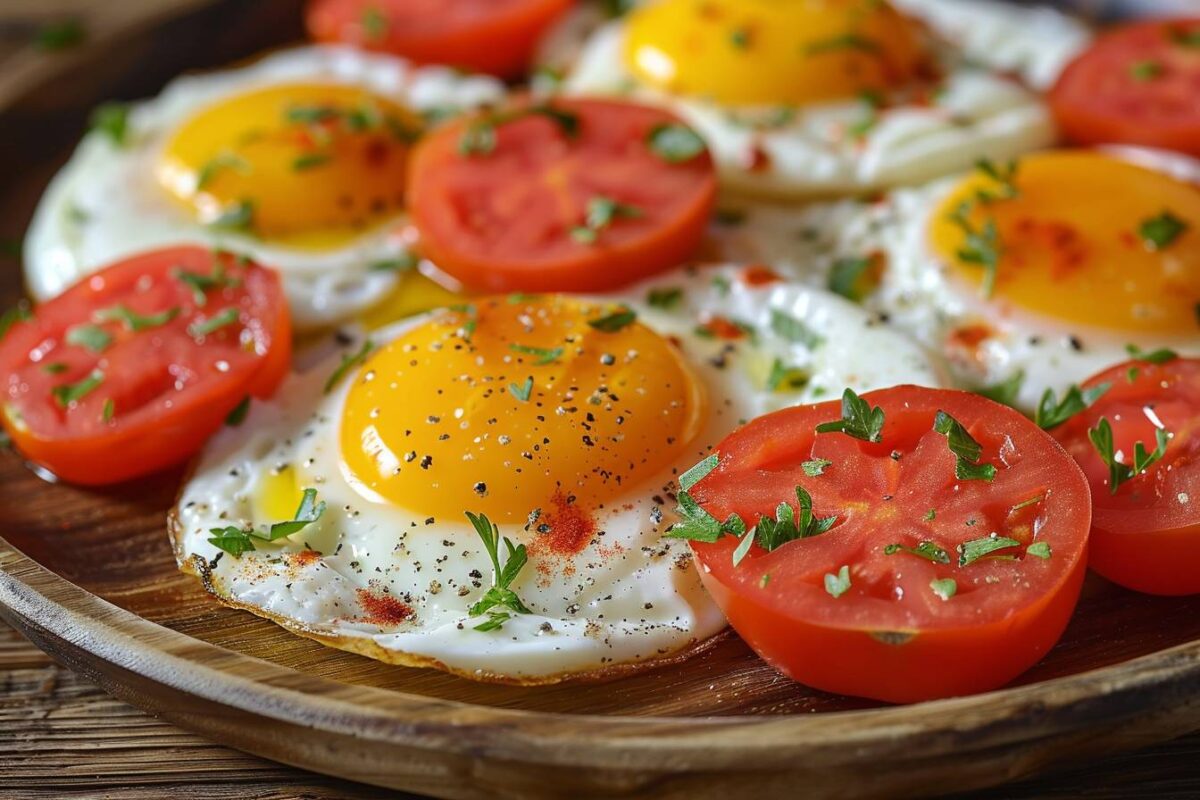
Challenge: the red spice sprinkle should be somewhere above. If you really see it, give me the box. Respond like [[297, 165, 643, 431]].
[[701, 315, 749, 340], [356, 588, 413, 626], [538, 492, 596, 556], [290, 549, 320, 567], [741, 264, 781, 286]]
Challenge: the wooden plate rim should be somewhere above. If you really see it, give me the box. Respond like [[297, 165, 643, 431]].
[[6, 533, 1200, 773]]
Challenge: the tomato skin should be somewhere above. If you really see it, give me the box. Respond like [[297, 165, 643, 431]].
[[408, 98, 717, 293], [0, 247, 291, 486], [688, 386, 1092, 703], [305, 0, 572, 79], [696, 546, 1086, 703], [1051, 358, 1200, 596], [1050, 18, 1200, 157]]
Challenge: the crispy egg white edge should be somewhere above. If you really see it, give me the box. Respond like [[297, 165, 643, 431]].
[[23, 45, 504, 330], [711, 156, 1200, 412], [172, 269, 945, 681], [555, 0, 1089, 197]]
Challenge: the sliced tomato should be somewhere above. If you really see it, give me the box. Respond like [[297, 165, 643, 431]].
[[407, 98, 717, 293], [305, 0, 572, 79], [1050, 18, 1200, 157], [685, 386, 1091, 703], [1050, 358, 1200, 596], [0, 247, 291, 485]]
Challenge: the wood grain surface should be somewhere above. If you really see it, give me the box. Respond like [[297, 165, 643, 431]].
[[4, 1, 1200, 798]]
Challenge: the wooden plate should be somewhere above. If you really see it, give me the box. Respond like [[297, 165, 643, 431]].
[[3, 2, 1200, 797]]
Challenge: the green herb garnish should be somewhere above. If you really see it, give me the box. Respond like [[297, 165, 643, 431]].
[[509, 376, 534, 402], [1036, 382, 1111, 430], [509, 344, 563, 365], [467, 511, 533, 632], [958, 534, 1021, 566], [815, 387, 885, 443], [646, 123, 707, 163], [884, 541, 951, 564], [587, 306, 637, 332], [187, 307, 239, 338], [770, 308, 823, 348], [571, 196, 643, 244], [930, 577, 957, 601], [324, 339, 374, 394], [1139, 211, 1188, 251], [64, 324, 112, 353], [824, 565, 852, 598], [933, 410, 996, 482], [95, 304, 180, 331], [1088, 417, 1171, 495], [51, 369, 104, 408]]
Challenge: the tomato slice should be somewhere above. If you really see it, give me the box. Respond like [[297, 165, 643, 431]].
[[0, 247, 291, 485], [684, 386, 1091, 703], [1050, 358, 1200, 596], [1050, 18, 1200, 157], [305, 0, 572, 79], [407, 98, 718, 293]]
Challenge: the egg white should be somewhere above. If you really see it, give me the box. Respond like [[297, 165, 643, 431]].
[[554, 0, 1090, 198], [172, 266, 943, 683], [711, 155, 1200, 412], [24, 46, 503, 330]]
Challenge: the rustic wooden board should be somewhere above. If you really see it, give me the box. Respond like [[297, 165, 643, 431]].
[[3, 1, 1200, 797]]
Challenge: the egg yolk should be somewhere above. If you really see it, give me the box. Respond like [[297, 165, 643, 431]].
[[624, 0, 927, 106], [339, 295, 707, 523], [159, 84, 419, 248], [930, 151, 1200, 335]]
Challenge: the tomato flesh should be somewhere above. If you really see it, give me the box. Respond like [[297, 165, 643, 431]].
[[1051, 18, 1200, 157], [407, 98, 717, 293], [305, 0, 572, 79], [688, 387, 1091, 703], [1051, 358, 1200, 595], [0, 247, 291, 485]]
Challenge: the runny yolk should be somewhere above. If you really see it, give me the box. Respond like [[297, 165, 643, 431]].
[[339, 295, 707, 523], [158, 83, 419, 248], [624, 0, 927, 106], [929, 151, 1200, 335]]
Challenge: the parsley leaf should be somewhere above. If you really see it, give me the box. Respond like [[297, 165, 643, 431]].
[[266, 488, 326, 540], [95, 304, 180, 332], [930, 577, 957, 601], [975, 370, 1025, 407], [946, 202, 1001, 297], [1026, 541, 1052, 559], [770, 308, 823, 348], [958, 534, 1021, 566], [36, 19, 85, 51], [65, 324, 112, 353], [466, 511, 533, 631], [646, 123, 707, 163], [571, 196, 643, 244], [89, 102, 130, 147], [646, 286, 683, 309], [1139, 211, 1188, 251], [509, 344, 563, 365], [175, 260, 241, 306], [933, 410, 996, 482], [766, 359, 809, 392], [0, 301, 33, 342], [225, 396, 251, 427], [587, 306, 637, 332], [805, 34, 881, 56], [1036, 382, 1111, 430], [207, 526, 257, 557], [459, 104, 579, 156], [324, 340, 374, 393], [680, 454, 718, 491], [802, 457, 832, 477], [509, 376, 534, 402], [51, 369, 104, 408], [196, 153, 250, 190], [1129, 59, 1164, 82], [208, 199, 255, 232], [1088, 417, 1171, 495], [752, 485, 837, 554], [884, 541, 951, 564], [188, 307, 239, 338], [815, 387, 885, 443], [828, 255, 879, 302], [1125, 344, 1178, 364]]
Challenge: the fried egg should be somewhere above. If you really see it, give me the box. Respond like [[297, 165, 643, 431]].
[[553, 0, 1090, 198], [172, 271, 942, 683], [714, 150, 1200, 411], [24, 46, 502, 330]]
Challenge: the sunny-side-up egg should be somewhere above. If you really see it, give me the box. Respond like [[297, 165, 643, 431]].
[[171, 271, 943, 683], [24, 46, 502, 330], [712, 149, 1200, 412], [548, 0, 1091, 197]]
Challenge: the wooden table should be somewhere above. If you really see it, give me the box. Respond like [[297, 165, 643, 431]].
[[2, 619, 1198, 799], [2, 2, 1200, 798]]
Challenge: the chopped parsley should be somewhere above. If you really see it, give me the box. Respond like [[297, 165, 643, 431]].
[[646, 123, 707, 163], [571, 196, 643, 244], [750, 485, 837, 556], [208, 200, 255, 232], [824, 565, 852, 598], [0, 302, 32, 342], [1035, 382, 1111, 430], [187, 307, 239, 338], [175, 260, 241, 306], [805, 34, 881, 56], [324, 340, 374, 393], [292, 152, 332, 171], [368, 253, 419, 272], [958, 534, 1021, 566], [89, 102, 130, 147], [1169, 26, 1200, 48], [1139, 211, 1188, 251], [1129, 59, 1164, 82], [467, 511, 533, 632], [196, 153, 250, 190], [36, 19, 85, 51], [587, 306, 637, 332], [64, 324, 112, 353], [95, 304, 180, 331], [946, 202, 1001, 297], [1088, 417, 1171, 495], [208, 488, 326, 557], [828, 255, 880, 302], [815, 387, 885, 443], [225, 396, 251, 427], [933, 410, 996, 482], [508, 376, 534, 402], [1125, 344, 1178, 364], [459, 104, 579, 156], [769, 308, 823, 348], [101, 398, 115, 422], [41, 362, 68, 375], [1026, 541, 1052, 559], [51, 369, 104, 408], [884, 541, 951, 564], [509, 344, 563, 365], [976, 370, 1025, 408], [766, 359, 810, 392], [646, 286, 683, 310], [361, 5, 388, 41], [802, 457, 832, 477]]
